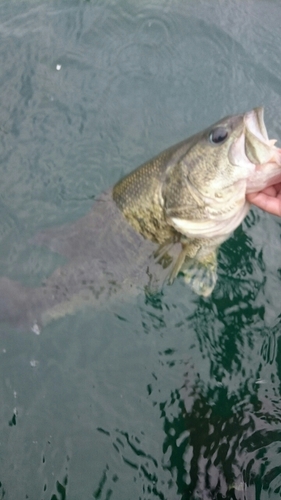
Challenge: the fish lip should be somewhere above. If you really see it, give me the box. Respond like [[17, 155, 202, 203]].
[[228, 108, 269, 170], [243, 106, 278, 165], [244, 106, 269, 143], [243, 107, 281, 192]]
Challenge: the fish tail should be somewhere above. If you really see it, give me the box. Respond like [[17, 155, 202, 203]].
[[0, 277, 41, 332]]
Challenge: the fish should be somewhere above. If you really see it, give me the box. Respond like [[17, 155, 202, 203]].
[[0, 107, 281, 331]]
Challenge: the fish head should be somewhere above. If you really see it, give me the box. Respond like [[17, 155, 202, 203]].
[[162, 107, 281, 239]]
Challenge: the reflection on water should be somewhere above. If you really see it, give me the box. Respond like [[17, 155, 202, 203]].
[[1, 0, 281, 499]]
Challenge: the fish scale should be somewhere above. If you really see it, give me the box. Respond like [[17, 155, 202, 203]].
[[1, 107, 281, 329]]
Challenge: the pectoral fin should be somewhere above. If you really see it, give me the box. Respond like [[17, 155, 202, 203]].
[[181, 250, 218, 297], [151, 240, 218, 297]]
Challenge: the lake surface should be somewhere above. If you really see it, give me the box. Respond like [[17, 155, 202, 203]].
[[0, 0, 281, 498]]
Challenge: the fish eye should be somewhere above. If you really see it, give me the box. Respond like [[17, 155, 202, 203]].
[[209, 127, 228, 144]]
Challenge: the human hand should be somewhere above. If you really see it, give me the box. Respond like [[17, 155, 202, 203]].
[[246, 182, 281, 217]]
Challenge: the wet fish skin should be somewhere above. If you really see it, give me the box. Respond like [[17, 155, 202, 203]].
[[113, 113, 245, 243], [113, 107, 281, 295], [1, 107, 281, 329], [0, 191, 159, 329]]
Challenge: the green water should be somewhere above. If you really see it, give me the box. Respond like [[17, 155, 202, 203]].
[[0, 0, 281, 498]]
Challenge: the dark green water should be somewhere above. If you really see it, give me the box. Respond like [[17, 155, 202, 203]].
[[0, 1, 281, 498]]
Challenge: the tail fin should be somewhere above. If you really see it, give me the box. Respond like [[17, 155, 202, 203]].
[[0, 277, 40, 332]]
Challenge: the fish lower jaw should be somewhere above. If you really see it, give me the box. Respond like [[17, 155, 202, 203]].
[[169, 202, 250, 240], [246, 163, 281, 193]]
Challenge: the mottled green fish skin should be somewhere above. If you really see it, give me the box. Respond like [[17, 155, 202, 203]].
[[113, 113, 244, 245], [2, 109, 274, 329], [113, 144, 181, 243]]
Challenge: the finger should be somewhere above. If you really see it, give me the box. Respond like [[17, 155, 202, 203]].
[[247, 192, 281, 216]]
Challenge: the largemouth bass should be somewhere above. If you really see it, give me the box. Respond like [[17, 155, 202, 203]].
[[0, 107, 281, 331]]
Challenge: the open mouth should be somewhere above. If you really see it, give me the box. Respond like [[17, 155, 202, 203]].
[[244, 107, 278, 165], [230, 107, 281, 193]]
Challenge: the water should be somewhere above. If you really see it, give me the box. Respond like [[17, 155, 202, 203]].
[[0, 0, 281, 498]]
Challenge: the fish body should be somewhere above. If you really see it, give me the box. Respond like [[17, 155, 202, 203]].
[[0, 191, 159, 329], [113, 107, 281, 293], [1, 107, 281, 330]]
